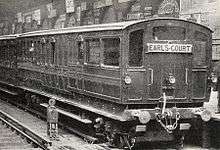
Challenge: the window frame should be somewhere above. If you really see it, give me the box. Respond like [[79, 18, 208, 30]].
[[84, 37, 102, 67], [101, 36, 121, 69]]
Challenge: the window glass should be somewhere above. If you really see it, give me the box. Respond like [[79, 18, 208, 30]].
[[153, 26, 186, 40], [86, 39, 101, 64], [193, 31, 208, 66], [103, 38, 120, 66], [129, 30, 143, 67]]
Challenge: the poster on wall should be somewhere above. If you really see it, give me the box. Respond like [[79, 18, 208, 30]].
[[66, 0, 75, 13], [47, 3, 57, 18], [17, 12, 22, 23], [33, 9, 41, 24], [47, 3, 53, 15]]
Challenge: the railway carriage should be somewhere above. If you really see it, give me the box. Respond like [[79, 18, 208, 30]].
[[0, 18, 214, 149]]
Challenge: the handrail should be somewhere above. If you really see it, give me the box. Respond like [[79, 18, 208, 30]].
[[148, 68, 153, 85]]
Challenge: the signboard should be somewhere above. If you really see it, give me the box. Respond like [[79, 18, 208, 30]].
[[147, 43, 192, 53], [65, 0, 75, 13]]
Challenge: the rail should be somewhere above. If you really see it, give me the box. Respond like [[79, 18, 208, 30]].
[[0, 110, 52, 150]]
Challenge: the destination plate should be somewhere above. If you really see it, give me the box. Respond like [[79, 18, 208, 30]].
[[147, 43, 192, 53]]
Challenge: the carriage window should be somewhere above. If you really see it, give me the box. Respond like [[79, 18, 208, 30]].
[[103, 38, 120, 66], [153, 26, 186, 40], [193, 31, 208, 66], [129, 30, 143, 67], [86, 39, 101, 64]]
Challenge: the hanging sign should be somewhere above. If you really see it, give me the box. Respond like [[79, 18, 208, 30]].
[[66, 0, 75, 13], [158, 0, 179, 15]]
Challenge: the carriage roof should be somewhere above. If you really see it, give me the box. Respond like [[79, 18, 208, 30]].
[[20, 17, 212, 38], [0, 34, 19, 40], [0, 17, 213, 39]]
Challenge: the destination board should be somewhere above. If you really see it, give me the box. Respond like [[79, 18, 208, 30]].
[[147, 43, 192, 53]]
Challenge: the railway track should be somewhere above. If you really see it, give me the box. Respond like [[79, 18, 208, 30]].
[[0, 112, 43, 150], [0, 97, 115, 150], [1, 88, 219, 150]]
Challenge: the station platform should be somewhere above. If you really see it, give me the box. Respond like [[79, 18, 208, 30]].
[[0, 100, 108, 150]]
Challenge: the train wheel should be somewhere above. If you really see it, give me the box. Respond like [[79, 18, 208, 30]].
[[111, 134, 134, 150], [113, 134, 126, 148]]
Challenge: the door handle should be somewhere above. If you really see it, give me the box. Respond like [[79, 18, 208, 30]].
[[185, 68, 188, 85]]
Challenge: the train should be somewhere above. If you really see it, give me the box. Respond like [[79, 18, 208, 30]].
[[0, 17, 214, 149]]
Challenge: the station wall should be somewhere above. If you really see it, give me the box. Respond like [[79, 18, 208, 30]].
[[0, 0, 180, 34]]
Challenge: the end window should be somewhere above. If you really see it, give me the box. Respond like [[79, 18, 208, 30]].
[[193, 31, 208, 66], [153, 26, 186, 40], [103, 38, 120, 66], [129, 30, 143, 67]]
